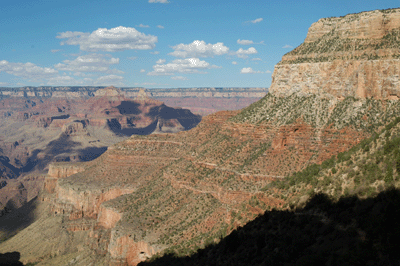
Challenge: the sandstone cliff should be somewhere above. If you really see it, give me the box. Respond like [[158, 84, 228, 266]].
[[2, 8, 400, 266], [270, 8, 400, 98]]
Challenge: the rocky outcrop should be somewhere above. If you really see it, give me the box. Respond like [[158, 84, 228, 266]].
[[270, 8, 400, 99], [53, 186, 134, 220], [47, 163, 86, 179], [109, 235, 156, 266]]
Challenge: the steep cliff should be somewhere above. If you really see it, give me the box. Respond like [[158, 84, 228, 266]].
[[270, 8, 400, 98], [2, 7, 400, 266]]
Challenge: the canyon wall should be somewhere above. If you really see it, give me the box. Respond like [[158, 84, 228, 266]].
[[270, 8, 400, 99], [0, 86, 267, 99]]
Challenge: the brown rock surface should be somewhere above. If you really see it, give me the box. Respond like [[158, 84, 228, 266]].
[[3, 8, 400, 266], [270, 8, 400, 98]]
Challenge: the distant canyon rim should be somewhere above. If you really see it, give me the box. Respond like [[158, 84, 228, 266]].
[[1, 7, 400, 266]]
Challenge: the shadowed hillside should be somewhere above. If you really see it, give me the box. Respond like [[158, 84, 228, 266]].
[[140, 115, 400, 266], [1, 8, 400, 266], [140, 189, 400, 266]]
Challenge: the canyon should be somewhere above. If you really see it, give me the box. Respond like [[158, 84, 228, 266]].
[[0, 87, 267, 117], [0, 86, 204, 217], [1, 7, 400, 266]]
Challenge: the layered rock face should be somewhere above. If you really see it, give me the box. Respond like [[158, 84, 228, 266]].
[[0, 86, 267, 116], [270, 8, 400, 99], [0, 86, 201, 217], [3, 8, 400, 266]]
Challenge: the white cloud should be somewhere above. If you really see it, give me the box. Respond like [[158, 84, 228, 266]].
[[240, 67, 263, 74], [232, 61, 237, 65], [149, 0, 169, 3], [148, 58, 220, 76], [265, 70, 272, 73], [169, 40, 229, 58], [137, 24, 150, 28], [0, 60, 58, 80], [47, 75, 79, 85], [236, 47, 257, 59], [150, 51, 160, 54], [156, 59, 166, 64], [282, 44, 294, 49], [128, 56, 137, 61], [51, 49, 62, 53], [171, 76, 188, 80], [140, 69, 146, 73], [157, 25, 164, 29], [251, 18, 263, 24], [54, 54, 122, 73], [237, 39, 254, 45], [95, 74, 123, 85], [73, 72, 88, 77], [0, 82, 9, 86], [57, 26, 158, 52], [252, 58, 262, 61], [46, 74, 124, 86]]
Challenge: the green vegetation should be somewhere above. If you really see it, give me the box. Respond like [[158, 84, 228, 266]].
[[232, 93, 400, 134], [268, 116, 400, 203]]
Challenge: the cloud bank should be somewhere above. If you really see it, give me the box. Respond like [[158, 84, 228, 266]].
[[148, 58, 220, 76], [169, 40, 229, 58], [57, 26, 157, 52]]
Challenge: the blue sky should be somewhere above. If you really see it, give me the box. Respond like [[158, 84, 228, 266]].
[[0, 0, 399, 89]]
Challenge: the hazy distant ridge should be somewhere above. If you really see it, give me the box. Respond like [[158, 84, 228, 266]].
[[0, 87, 268, 99]]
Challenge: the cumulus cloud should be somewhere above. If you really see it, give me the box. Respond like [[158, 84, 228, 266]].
[[149, 0, 169, 3], [140, 69, 146, 73], [157, 25, 164, 29], [156, 59, 166, 64], [282, 44, 294, 49], [148, 58, 219, 76], [169, 40, 229, 58], [236, 47, 257, 59], [54, 54, 121, 73], [47, 75, 78, 85], [171, 76, 188, 80], [232, 61, 238, 65], [46, 74, 124, 86], [237, 39, 254, 45], [251, 18, 263, 24], [95, 74, 124, 85], [150, 51, 160, 54], [265, 70, 272, 73], [240, 67, 264, 74], [0, 60, 58, 80], [57, 26, 157, 52]]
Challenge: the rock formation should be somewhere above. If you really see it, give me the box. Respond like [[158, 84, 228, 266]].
[[2, 7, 400, 266], [270, 8, 400, 99], [0, 86, 201, 217], [0, 86, 268, 116]]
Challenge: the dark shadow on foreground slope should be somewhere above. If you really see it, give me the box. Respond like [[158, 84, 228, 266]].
[[0, 197, 38, 241], [0, 252, 24, 266], [140, 189, 400, 266]]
